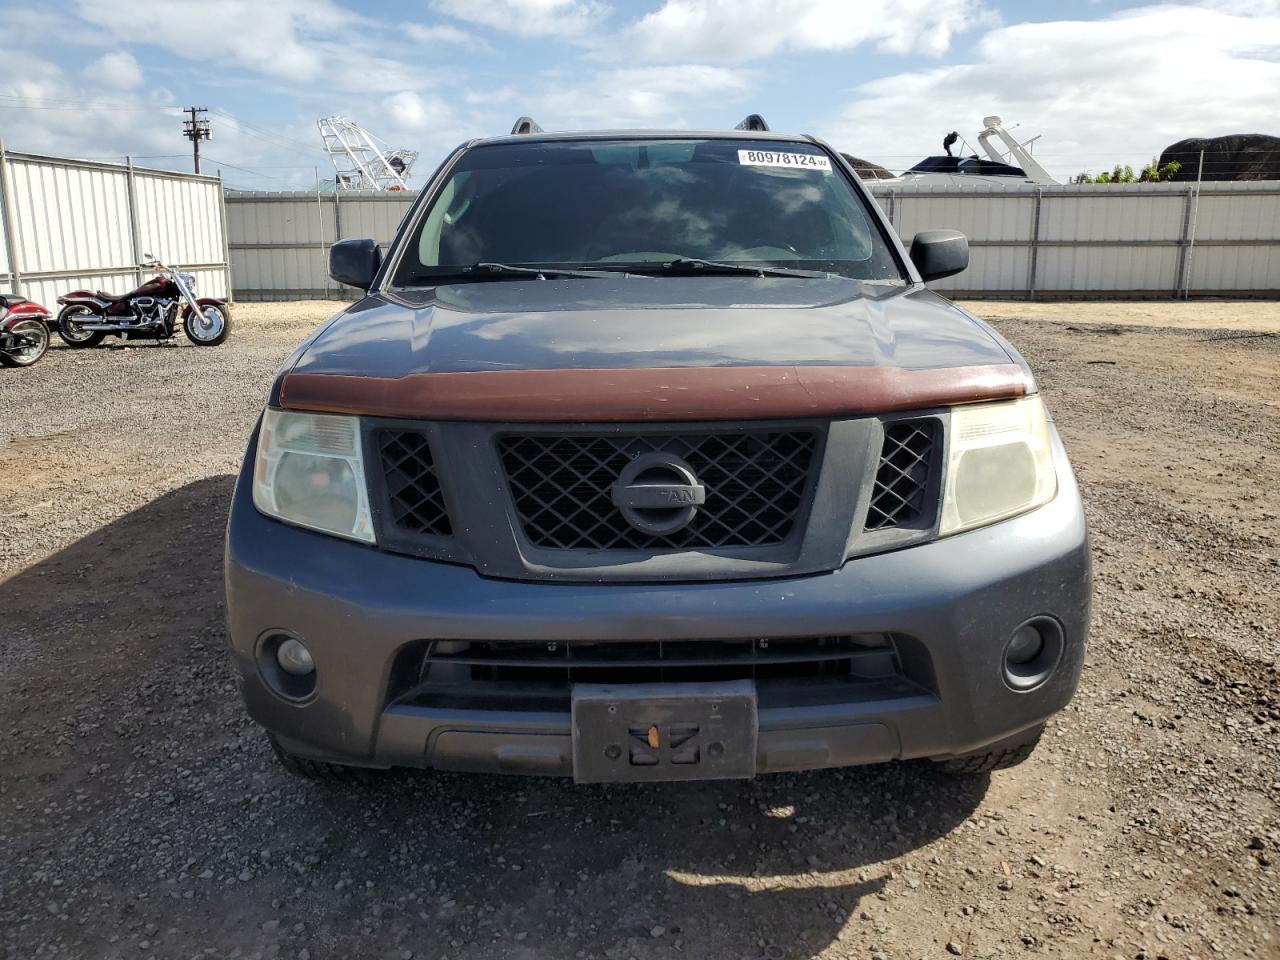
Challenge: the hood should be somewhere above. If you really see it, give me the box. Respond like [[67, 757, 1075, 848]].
[[291, 277, 1014, 376], [278, 277, 1031, 422]]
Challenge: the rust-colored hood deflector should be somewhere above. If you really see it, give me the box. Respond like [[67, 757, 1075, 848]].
[[278, 364, 1031, 422]]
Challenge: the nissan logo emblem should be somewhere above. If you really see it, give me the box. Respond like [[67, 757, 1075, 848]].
[[610, 453, 707, 536]]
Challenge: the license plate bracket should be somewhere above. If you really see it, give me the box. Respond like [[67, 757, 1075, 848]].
[[571, 680, 758, 783]]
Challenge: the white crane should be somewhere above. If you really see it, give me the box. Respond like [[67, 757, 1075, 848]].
[[316, 116, 418, 191]]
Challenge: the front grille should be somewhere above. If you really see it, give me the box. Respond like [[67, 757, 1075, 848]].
[[499, 430, 818, 550], [377, 429, 452, 537], [866, 420, 937, 530]]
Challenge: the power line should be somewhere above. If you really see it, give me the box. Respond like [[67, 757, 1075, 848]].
[[0, 93, 181, 115], [201, 154, 294, 182], [211, 110, 317, 152], [208, 109, 319, 159]]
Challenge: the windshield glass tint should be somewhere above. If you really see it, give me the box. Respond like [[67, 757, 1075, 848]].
[[394, 138, 904, 283]]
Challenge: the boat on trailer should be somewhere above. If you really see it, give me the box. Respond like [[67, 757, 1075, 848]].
[[888, 116, 1059, 186]]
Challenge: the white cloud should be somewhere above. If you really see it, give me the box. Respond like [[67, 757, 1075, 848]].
[[825, 4, 1280, 180], [0, 5, 477, 188], [1198, 0, 1280, 12], [0, 49, 321, 187], [534, 65, 751, 128], [71, 0, 435, 94], [0, 7, 105, 46], [382, 91, 455, 132], [434, 0, 605, 38], [74, 0, 354, 82], [0, 50, 179, 159], [625, 0, 990, 64], [88, 51, 143, 89], [405, 23, 477, 45]]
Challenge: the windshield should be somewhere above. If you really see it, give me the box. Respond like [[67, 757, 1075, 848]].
[[392, 138, 905, 284]]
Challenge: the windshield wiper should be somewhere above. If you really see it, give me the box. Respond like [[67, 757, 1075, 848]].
[[588, 258, 831, 279], [404, 262, 608, 284]]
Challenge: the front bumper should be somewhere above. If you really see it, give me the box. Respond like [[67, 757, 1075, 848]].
[[225, 434, 1090, 777]]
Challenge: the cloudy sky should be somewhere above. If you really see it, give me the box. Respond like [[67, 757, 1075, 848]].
[[0, 0, 1277, 189]]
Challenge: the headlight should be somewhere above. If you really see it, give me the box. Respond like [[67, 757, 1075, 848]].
[[252, 408, 375, 543], [179, 273, 196, 292], [939, 396, 1057, 536]]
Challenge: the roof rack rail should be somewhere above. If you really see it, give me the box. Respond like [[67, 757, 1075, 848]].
[[734, 114, 770, 132], [510, 116, 544, 135]]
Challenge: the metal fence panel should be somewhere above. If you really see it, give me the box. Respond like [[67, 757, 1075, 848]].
[[928, 246, 1032, 293], [1194, 190, 1277, 241], [134, 174, 228, 296], [870, 180, 1279, 298], [336, 193, 416, 241], [0, 173, 9, 284], [1039, 191, 1185, 242], [8, 159, 134, 277], [230, 246, 331, 300], [874, 186, 1035, 243], [224, 181, 1280, 300], [0, 145, 230, 305], [226, 195, 334, 245], [1189, 245, 1279, 291], [226, 191, 416, 299], [1037, 245, 1179, 293]]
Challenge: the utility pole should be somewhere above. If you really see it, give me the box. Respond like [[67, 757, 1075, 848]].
[[182, 107, 211, 174]]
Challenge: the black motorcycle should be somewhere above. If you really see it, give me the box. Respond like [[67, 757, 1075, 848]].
[[56, 255, 231, 348]]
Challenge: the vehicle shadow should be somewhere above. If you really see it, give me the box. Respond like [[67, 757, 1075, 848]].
[[44, 339, 186, 352], [0, 477, 989, 960]]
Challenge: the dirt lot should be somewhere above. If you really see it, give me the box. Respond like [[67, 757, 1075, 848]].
[[1, 300, 1278, 960]]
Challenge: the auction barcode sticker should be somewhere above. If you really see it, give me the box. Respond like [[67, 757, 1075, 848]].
[[737, 149, 831, 171]]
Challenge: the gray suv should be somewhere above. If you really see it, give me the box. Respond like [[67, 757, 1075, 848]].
[[225, 117, 1090, 783]]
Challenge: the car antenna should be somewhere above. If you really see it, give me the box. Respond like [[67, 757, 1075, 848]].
[[510, 116, 544, 135], [734, 114, 770, 132]]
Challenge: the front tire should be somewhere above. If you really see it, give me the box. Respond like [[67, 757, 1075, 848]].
[[183, 303, 231, 346], [936, 723, 1045, 774], [1, 319, 50, 367], [57, 305, 105, 348]]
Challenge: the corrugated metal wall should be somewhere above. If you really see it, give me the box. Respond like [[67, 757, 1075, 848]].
[[866, 180, 1280, 298], [0, 146, 230, 307], [227, 191, 415, 300], [219, 180, 1278, 300]]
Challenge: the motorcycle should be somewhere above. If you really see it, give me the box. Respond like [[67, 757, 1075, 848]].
[[56, 255, 231, 348], [0, 294, 52, 367]]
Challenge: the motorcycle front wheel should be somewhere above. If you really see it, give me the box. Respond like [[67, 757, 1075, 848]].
[[57, 305, 106, 348], [0, 319, 50, 367], [183, 304, 231, 346]]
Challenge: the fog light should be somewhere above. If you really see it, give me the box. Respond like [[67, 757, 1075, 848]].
[[1002, 616, 1065, 691], [276, 637, 315, 676], [1006, 623, 1044, 665]]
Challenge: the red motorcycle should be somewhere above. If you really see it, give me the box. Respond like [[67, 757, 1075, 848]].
[[56, 255, 231, 348], [0, 294, 52, 367]]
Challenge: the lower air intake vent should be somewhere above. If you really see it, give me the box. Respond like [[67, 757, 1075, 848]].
[[378, 429, 452, 537], [413, 635, 901, 694], [866, 420, 937, 530]]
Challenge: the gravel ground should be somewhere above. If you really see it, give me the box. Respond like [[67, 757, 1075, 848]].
[[1, 300, 1278, 960]]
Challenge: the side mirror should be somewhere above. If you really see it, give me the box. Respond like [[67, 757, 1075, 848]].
[[329, 238, 382, 290], [909, 230, 969, 282]]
